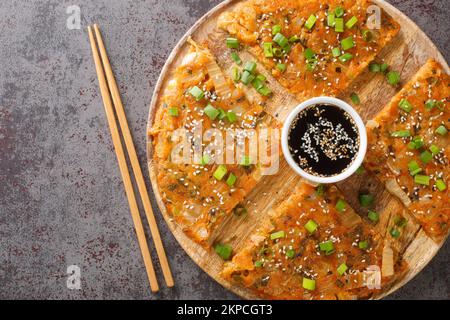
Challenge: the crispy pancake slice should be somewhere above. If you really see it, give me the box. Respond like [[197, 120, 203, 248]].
[[217, 0, 400, 101], [149, 41, 277, 246], [221, 182, 407, 300], [365, 59, 450, 241]]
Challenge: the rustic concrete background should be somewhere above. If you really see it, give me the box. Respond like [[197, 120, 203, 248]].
[[0, 0, 448, 300]]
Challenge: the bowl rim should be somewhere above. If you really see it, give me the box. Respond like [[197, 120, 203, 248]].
[[281, 96, 367, 184]]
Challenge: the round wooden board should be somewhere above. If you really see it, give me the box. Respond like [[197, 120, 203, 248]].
[[147, 0, 449, 299]]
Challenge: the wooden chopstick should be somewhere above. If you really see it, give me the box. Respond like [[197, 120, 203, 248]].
[[93, 24, 174, 288], [87, 26, 159, 292]]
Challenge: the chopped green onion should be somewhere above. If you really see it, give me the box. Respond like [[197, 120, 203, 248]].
[[345, 16, 358, 29], [240, 70, 255, 85], [304, 219, 318, 234], [263, 42, 273, 57], [341, 36, 355, 50], [359, 194, 374, 207], [425, 99, 435, 110], [189, 86, 204, 101], [430, 144, 440, 155], [305, 14, 317, 30], [327, 12, 335, 27], [270, 230, 286, 240], [273, 33, 289, 48], [368, 210, 379, 223], [256, 74, 266, 82], [214, 243, 232, 260], [319, 240, 335, 255], [276, 63, 287, 72], [435, 125, 448, 136], [332, 47, 341, 57], [334, 6, 344, 17], [244, 61, 257, 74], [226, 111, 237, 123], [240, 155, 251, 167], [231, 52, 242, 65], [386, 71, 400, 86], [217, 108, 227, 120], [226, 38, 239, 49], [251, 77, 265, 90], [351, 93, 360, 105], [304, 48, 316, 60], [335, 199, 346, 212], [408, 160, 422, 176], [369, 63, 380, 73], [362, 29, 373, 42], [289, 35, 300, 43], [272, 24, 282, 35], [200, 154, 210, 166], [339, 53, 353, 63], [358, 240, 369, 250], [380, 63, 389, 73], [226, 173, 237, 186], [257, 86, 272, 96], [168, 107, 179, 117], [391, 130, 410, 138], [408, 136, 424, 150], [302, 277, 316, 291], [335, 18, 344, 32], [204, 104, 220, 120], [390, 228, 400, 238], [398, 99, 413, 112], [435, 179, 447, 191], [213, 165, 227, 181], [420, 150, 433, 164], [231, 66, 241, 82], [414, 174, 430, 186], [286, 249, 295, 259], [254, 260, 263, 267], [337, 263, 348, 276]]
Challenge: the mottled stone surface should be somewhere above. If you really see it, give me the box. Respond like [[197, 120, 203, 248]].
[[0, 0, 448, 300]]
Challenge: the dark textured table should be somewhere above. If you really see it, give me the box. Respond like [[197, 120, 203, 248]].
[[0, 0, 448, 300]]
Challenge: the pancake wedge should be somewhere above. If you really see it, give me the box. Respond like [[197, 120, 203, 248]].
[[218, 0, 400, 101], [365, 59, 450, 241]]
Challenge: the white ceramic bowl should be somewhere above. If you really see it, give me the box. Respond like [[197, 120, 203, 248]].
[[281, 96, 367, 184]]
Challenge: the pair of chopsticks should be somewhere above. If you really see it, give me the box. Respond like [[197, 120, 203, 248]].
[[88, 24, 174, 292]]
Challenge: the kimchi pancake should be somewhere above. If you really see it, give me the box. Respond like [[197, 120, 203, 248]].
[[218, 0, 400, 101], [149, 40, 273, 245], [365, 59, 450, 241], [221, 182, 407, 299]]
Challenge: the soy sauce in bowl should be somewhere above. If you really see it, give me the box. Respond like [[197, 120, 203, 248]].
[[287, 104, 359, 177]]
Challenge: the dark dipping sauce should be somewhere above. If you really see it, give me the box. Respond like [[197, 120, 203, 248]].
[[288, 104, 359, 177]]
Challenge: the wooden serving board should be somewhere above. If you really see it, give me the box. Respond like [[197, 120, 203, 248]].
[[147, 0, 449, 299]]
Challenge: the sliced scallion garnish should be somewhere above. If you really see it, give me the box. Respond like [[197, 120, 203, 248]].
[[270, 230, 286, 240], [213, 165, 227, 181], [304, 219, 318, 234], [345, 16, 358, 29], [414, 174, 430, 185], [226, 37, 239, 49], [189, 86, 204, 101], [305, 14, 317, 30], [341, 36, 355, 50]]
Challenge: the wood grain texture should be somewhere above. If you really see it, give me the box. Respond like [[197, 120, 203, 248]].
[[146, 0, 449, 299]]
